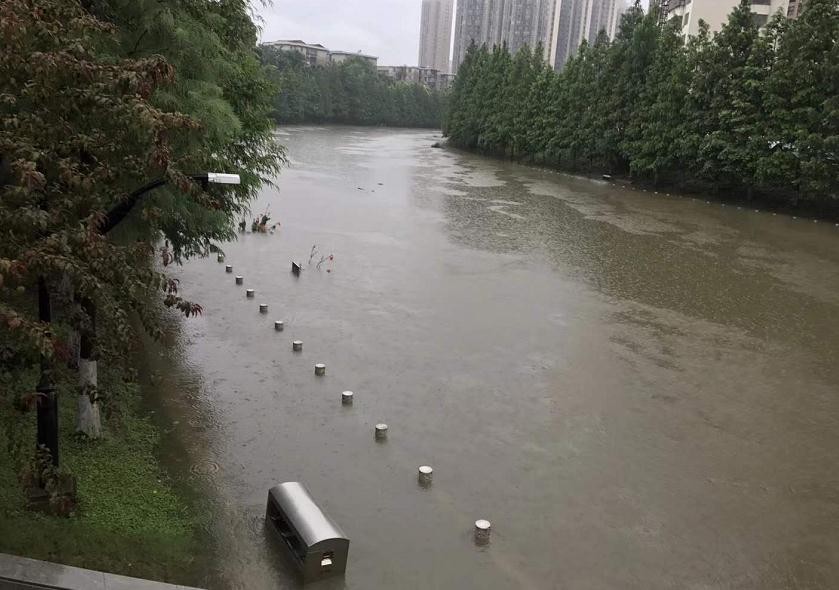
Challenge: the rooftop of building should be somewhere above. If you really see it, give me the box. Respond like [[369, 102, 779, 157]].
[[262, 40, 328, 49], [329, 50, 378, 59]]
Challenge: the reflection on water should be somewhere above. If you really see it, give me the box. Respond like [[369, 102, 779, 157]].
[[152, 126, 839, 589]]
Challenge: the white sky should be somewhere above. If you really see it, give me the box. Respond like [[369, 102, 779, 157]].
[[256, 1, 649, 67]]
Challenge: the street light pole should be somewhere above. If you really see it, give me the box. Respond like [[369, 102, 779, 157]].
[[101, 172, 241, 234]]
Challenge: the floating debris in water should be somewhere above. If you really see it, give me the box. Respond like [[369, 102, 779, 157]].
[[375, 424, 388, 440], [316, 254, 335, 272], [190, 461, 220, 476]]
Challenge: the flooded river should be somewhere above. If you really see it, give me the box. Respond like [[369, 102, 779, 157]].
[[156, 126, 839, 589]]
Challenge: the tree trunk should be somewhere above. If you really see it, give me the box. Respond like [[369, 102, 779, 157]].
[[59, 273, 80, 370], [36, 277, 59, 466], [75, 299, 101, 438]]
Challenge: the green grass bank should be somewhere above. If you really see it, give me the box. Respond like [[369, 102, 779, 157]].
[[0, 360, 207, 584]]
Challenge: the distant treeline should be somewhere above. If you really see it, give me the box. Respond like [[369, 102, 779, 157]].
[[259, 47, 446, 128], [445, 0, 838, 209]]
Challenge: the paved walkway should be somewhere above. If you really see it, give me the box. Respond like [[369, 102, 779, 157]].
[[0, 553, 205, 590]]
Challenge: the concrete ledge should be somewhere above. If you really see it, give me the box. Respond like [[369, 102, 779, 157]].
[[0, 553, 205, 590]]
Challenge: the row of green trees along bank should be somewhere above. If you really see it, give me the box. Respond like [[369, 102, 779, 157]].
[[446, 0, 838, 210], [260, 46, 447, 128], [1, 0, 282, 578]]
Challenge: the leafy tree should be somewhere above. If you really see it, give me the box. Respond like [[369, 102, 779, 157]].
[[260, 50, 447, 128], [764, 0, 839, 201], [609, 4, 661, 172], [445, 42, 483, 146], [695, 0, 762, 191], [1, 0, 283, 441], [521, 65, 554, 160], [625, 21, 691, 184]]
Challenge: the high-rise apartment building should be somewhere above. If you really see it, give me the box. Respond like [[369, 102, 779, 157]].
[[500, 0, 557, 57], [664, 0, 792, 36], [451, 0, 626, 73], [548, 0, 626, 70], [452, 0, 559, 72], [452, 0, 485, 72], [419, 0, 455, 74]]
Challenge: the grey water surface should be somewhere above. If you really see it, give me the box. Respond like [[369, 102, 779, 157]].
[[154, 126, 839, 590]]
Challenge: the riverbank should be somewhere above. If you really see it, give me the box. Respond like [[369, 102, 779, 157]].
[[0, 357, 206, 584], [441, 140, 839, 223]]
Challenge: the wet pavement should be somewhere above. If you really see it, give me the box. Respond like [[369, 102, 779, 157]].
[[153, 126, 839, 589]]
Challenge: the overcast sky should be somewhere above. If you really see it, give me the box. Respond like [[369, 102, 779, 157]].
[[256, 1, 649, 67], [257, 0, 422, 66]]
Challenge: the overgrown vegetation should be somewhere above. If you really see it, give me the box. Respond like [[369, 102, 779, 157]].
[[445, 0, 838, 211], [0, 0, 281, 574], [260, 47, 447, 128], [0, 0, 281, 443], [0, 359, 206, 583]]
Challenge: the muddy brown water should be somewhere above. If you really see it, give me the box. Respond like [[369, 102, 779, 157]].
[[152, 126, 839, 589]]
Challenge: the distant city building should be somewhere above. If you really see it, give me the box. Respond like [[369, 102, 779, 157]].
[[261, 40, 378, 68], [262, 40, 330, 67], [452, 0, 625, 73], [453, 0, 558, 72], [663, 0, 792, 36], [786, 0, 806, 18], [437, 72, 457, 90], [450, 0, 807, 74], [378, 65, 425, 85], [419, 0, 455, 74], [548, 0, 626, 70], [504, 0, 557, 58], [329, 51, 378, 67], [452, 0, 487, 73], [377, 65, 454, 90]]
